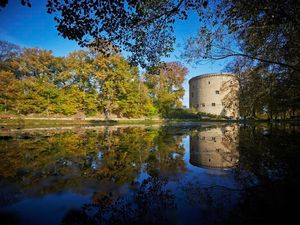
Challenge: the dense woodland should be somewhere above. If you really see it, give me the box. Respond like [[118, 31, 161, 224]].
[[0, 41, 187, 118]]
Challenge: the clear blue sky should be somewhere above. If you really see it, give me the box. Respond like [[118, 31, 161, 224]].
[[0, 0, 229, 107]]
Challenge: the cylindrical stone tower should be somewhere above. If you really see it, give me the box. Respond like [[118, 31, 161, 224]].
[[189, 73, 239, 118]]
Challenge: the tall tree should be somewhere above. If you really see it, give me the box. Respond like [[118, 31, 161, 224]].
[[17, 48, 57, 79], [94, 54, 154, 118], [59, 50, 95, 90], [0, 70, 15, 112], [145, 62, 188, 116]]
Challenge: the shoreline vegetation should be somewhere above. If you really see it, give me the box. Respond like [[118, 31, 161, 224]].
[[1, 115, 299, 127]]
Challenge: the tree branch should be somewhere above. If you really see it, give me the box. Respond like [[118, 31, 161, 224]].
[[134, 0, 185, 26], [209, 52, 300, 72]]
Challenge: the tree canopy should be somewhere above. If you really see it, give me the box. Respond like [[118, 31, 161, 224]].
[[183, 0, 300, 72], [0, 0, 208, 67], [144, 62, 188, 117], [0, 40, 187, 118]]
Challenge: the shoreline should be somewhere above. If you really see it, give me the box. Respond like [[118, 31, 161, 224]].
[[0, 117, 299, 126]]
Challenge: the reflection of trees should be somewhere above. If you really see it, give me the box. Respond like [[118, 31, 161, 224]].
[[182, 180, 241, 225], [190, 125, 239, 168], [0, 126, 186, 206], [61, 177, 176, 225], [146, 129, 186, 177], [236, 124, 300, 184], [226, 124, 300, 224], [92, 127, 156, 184], [1, 124, 299, 224]]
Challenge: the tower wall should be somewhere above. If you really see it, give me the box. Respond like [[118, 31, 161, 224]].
[[189, 73, 239, 118]]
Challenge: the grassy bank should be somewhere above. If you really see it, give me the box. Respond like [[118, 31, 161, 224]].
[[1, 116, 299, 128], [0, 117, 164, 128]]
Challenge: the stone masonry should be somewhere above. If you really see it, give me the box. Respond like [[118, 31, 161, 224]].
[[189, 73, 239, 118]]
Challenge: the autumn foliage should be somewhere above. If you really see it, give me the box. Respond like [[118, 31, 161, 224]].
[[0, 41, 187, 118]]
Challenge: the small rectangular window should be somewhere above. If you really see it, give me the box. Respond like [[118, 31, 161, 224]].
[[215, 90, 219, 94], [212, 103, 216, 106], [208, 81, 210, 84], [201, 103, 205, 107], [191, 92, 194, 98]]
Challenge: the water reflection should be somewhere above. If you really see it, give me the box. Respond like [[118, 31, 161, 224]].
[[190, 125, 239, 168], [0, 123, 299, 225]]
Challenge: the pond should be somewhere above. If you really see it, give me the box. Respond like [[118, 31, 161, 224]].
[[0, 122, 299, 225]]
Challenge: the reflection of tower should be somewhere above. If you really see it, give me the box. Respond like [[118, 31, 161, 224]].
[[190, 125, 239, 169]]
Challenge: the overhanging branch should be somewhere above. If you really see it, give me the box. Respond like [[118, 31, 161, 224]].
[[209, 52, 300, 72]]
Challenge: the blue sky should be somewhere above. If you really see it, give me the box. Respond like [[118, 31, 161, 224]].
[[0, 0, 229, 107]]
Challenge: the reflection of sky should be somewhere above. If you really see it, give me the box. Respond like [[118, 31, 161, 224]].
[[0, 0, 229, 107], [0, 192, 90, 225]]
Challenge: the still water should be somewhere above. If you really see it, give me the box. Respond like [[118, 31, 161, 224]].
[[0, 123, 299, 225]]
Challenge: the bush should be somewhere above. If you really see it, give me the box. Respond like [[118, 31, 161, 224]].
[[0, 104, 5, 112], [165, 108, 201, 119]]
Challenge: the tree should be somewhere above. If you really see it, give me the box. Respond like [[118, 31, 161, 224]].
[[0, 70, 15, 112], [1, 0, 209, 67], [223, 55, 300, 119], [58, 50, 95, 90], [17, 48, 57, 79], [224, 59, 270, 118], [182, 0, 300, 72], [94, 54, 154, 118], [145, 62, 188, 117], [53, 85, 84, 115], [10, 78, 50, 114], [0, 40, 22, 72]]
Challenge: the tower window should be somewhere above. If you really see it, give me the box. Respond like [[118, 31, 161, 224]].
[[215, 90, 219, 94], [191, 92, 194, 98], [212, 103, 216, 106], [201, 103, 205, 107], [208, 81, 210, 84]]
